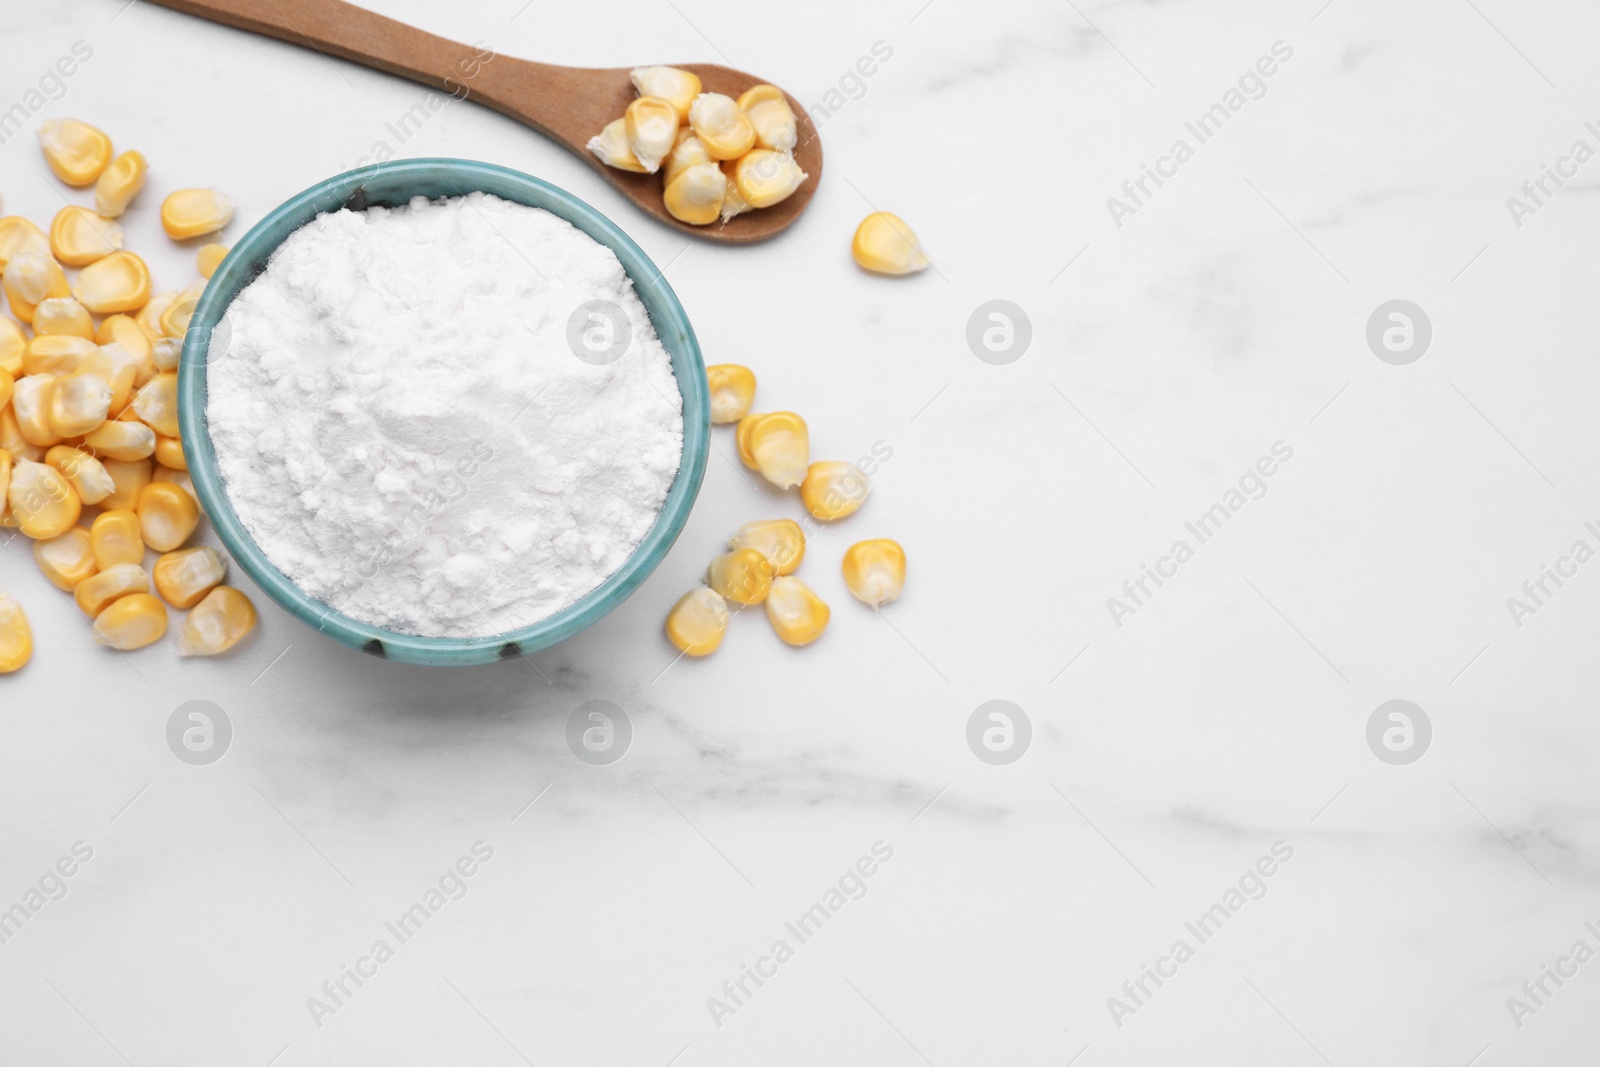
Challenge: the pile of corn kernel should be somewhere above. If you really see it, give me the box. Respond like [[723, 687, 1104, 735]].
[[588, 67, 810, 226], [663, 362, 906, 656], [0, 117, 257, 674]]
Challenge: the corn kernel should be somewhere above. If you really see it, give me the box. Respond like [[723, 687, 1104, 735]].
[[84, 419, 156, 461], [154, 434, 186, 470], [95, 150, 147, 217], [0, 447, 9, 507], [179, 586, 256, 656], [78, 342, 142, 413], [45, 445, 114, 505], [38, 118, 112, 186], [852, 212, 930, 275], [196, 243, 228, 279], [13, 374, 61, 447], [664, 586, 728, 657], [33, 527, 97, 591], [0, 407, 40, 461], [662, 162, 725, 226], [765, 576, 830, 646], [0, 316, 24, 376], [32, 297, 94, 339], [90, 508, 144, 568], [131, 372, 178, 437], [49, 206, 124, 267], [689, 93, 756, 160], [841, 539, 905, 607], [136, 292, 175, 340], [100, 457, 152, 510], [631, 66, 702, 122], [0, 594, 31, 673], [719, 169, 751, 223], [4, 252, 71, 323], [737, 84, 799, 153], [153, 546, 226, 609], [800, 460, 870, 521], [732, 150, 807, 209], [152, 337, 181, 372], [47, 374, 111, 438], [0, 217, 50, 269], [151, 466, 197, 507], [94, 592, 167, 650], [96, 314, 152, 361], [738, 411, 809, 489], [0, 367, 11, 410], [158, 280, 205, 339], [161, 188, 235, 240], [137, 480, 199, 551], [706, 364, 756, 424], [706, 547, 774, 605], [75, 251, 152, 315], [663, 129, 711, 186], [625, 96, 679, 173], [8, 458, 80, 538], [728, 518, 805, 576], [75, 561, 149, 617], [23, 334, 92, 376], [586, 118, 650, 173]]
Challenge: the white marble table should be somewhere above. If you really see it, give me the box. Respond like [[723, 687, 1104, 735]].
[[4, 0, 1599, 1063]]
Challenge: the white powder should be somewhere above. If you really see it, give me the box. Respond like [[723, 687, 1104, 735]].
[[206, 192, 683, 638]]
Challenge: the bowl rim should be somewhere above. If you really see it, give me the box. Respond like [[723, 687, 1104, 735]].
[[177, 157, 710, 666]]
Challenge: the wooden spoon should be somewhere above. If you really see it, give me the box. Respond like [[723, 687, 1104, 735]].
[[145, 0, 822, 243]]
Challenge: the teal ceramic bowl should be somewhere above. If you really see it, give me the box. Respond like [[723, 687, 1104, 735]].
[[177, 158, 709, 666]]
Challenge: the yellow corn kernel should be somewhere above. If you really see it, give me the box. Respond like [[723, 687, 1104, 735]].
[[662, 162, 725, 226], [161, 188, 235, 240], [196, 243, 228, 279], [737, 84, 799, 153], [732, 150, 807, 209], [131, 372, 178, 437], [151, 466, 197, 505], [625, 96, 679, 173], [179, 586, 256, 656], [47, 374, 111, 438], [852, 212, 930, 275], [94, 592, 167, 650], [705, 547, 774, 605], [0, 448, 9, 507], [78, 342, 142, 413], [95, 150, 148, 217], [8, 458, 80, 538], [45, 445, 114, 505], [689, 94, 756, 160], [137, 292, 175, 340], [0, 594, 31, 673], [841, 539, 905, 607], [49, 206, 124, 267], [631, 66, 702, 122], [75, 251, 152, 314], [95, 314, 152, 362], [152, 337, 181, 372], [160, 279, 207, 339], [153, 546, 226, 609], [137, 480, 199, 552], [765, 575, 830, 646], [33, 527, 97, 591], [719, 169, 751, 223], [90, 508, 144, 569], [84, 419, 156, 461], [13, 374, 60, 447], [4, 252, 71, 323], [0, 367, 11, 410], [75, 561, 150, 616], [706, 364, 756, 424], [585, 118, 650, 173], [0, 217, 50, 269], [154, 434, 186, 470], [0, 316, 24, 376], [738, 411, 809, 489], [728, 518, 805, 576], [0, 407, 40, 461], [663, 129, 711, 186], [100, 457, 152, 510], [800, 460, 870, 521], [38, 118, 112, 186], [664, 586, 728, 657], [24, 334, 93, 376], [32, 297, 94, 340]]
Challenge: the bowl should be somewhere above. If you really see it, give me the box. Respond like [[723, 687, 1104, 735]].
[[177, 158, 710, 666]]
